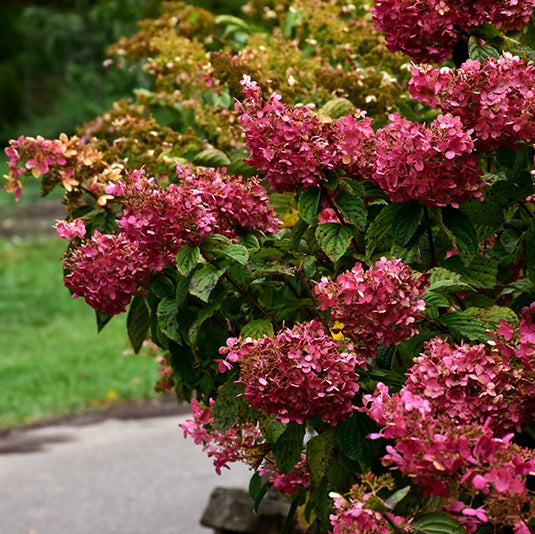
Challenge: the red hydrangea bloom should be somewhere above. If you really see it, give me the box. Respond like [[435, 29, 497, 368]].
[[258, 453, 311, 495], [219, 320, 366, 425], [362, 384, 535, 508], [236, 76, 375, 192], [372, 0, 535, 64], [409, 54, 535, 151], [179, 399, 262, 475], [315, 257, 427, 355], [62, 231, 151, 315], [403, 337, 535, 434], [373, 113, 483, 207], [62, 166, 278, 315], [330, 491, 408, 534]]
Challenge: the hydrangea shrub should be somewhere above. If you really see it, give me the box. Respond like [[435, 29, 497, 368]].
[[4, 0, 535, 532]]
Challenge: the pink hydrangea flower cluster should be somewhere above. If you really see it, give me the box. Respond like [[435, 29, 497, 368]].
[[62, 230, 151, 315], [4, 134, 83, 200], [219, 320, 366, 425], [258, 453, 311, 495], [493, 315, 535, 371], [409, 54, 535, 151], [315, 257, 427, 355], [363, 384, 535, 522], [373, 113, 483, 207], [179, 399, 262, 475], [236, 76, 375, 192], [403, 337, 535, 434], [60, 166, 279, 315], [372, 0, 535, 64]]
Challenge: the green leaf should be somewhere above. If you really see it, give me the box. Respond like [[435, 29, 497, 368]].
[[334, 191, 367, 228], [249, 472, 271, 513], [222, 244, 249, 265], [439, 310, 488, 341], [459, 200, 503, 229], [366, 203, 397, 258], [95, 311, 113, 333], [384, 486, 411, 510], [468, 35, 500, 61], [525, 224, 535, 282], [192, 148, 231, 168], [188, 264, 227, 302], [272, 423, 305, 474], [187, 300, 223, 345], [239, 234, 260, 249], [168, 340, 197, 384], [149, 273, 175, 298], [440, 207, 478, 264], [157, 297, 182, 342], [315, 223, 354, 262], [298, 187, 322, 225], [423, 291, 451, 308], [334, 412, 380, 469], [240, 319, 274, 339], [393, 201, 423, 246], [212, 382, 244, 433], [463, 305, 518, 330], [319, 98, 355, 119], [306, 430, 336, 485], [176, 245, 200, 276], [412, 512, 466, 534], [428, 267, 473, 293], [442, 255, 498, 289], [127, 296, 150, 353]]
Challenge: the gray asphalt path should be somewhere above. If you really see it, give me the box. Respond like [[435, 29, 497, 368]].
[[0, 414, 252, 534]]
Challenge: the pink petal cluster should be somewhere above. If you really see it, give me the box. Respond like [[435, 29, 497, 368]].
[[403, 337, 535, 434], [219, 320, 366, 425], [409, 54, 535, 151], [55, 219, 86, 240], [372, 0, 535, 63], [330, 491, 407, 534], [179, 399, 262, 475], [363, 384, 535, 502], [236, 76, 375, 192], [258, 453, 311, 495], [315, 257, 427, 355], [373, 113, 483, 207], [61, 166, 279, 315], [62, 231, 151, 315]]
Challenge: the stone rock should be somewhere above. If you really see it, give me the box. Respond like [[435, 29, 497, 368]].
[[200, 486, 294, 534]]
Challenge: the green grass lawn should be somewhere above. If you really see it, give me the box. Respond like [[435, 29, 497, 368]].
[[0, 235, 161, 427]]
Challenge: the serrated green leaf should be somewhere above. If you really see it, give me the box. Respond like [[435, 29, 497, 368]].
[[334, 412, 380, 469], [187, 300, 223, 345], [439, 311, 488, 341], [188, 264, 227, 302], [319, 98, 355, 119], [384, 486, 411, 510], [366, 203, 397, 258], [222, 244, 249, 265], [168, 340, 197, 383], [127, 296, 150, 353], [393, 201, 422, 246], [525, 224, 535, 282], [249, 471, 271, 512], [423, 291, 451, 308], [149, 273, 175, 298], [260, 416, 286, 444], [468, 35, 500, 61], [412, 512, 466, 534], [315, 223, 354, 262], [428, 267, 473, 293], [240, 319, 274, 339], [298, 187, 322, 225], [334, 191, 367, 228], [212, 382, 244, 433], [442, 255, 498, 289], [192, 148, 231, 168], [239, 234, 260, 249], [272, 423, 305, 474], [157, 297, 182, 342], [441, 207, 478, 264], [463, 305, 518, 330], [176, 245, 200, 276], [306, 431, 336, 485], [459, 200, 503, 229]]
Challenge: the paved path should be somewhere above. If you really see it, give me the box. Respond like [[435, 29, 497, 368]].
[[0, 414, 252, 534]]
